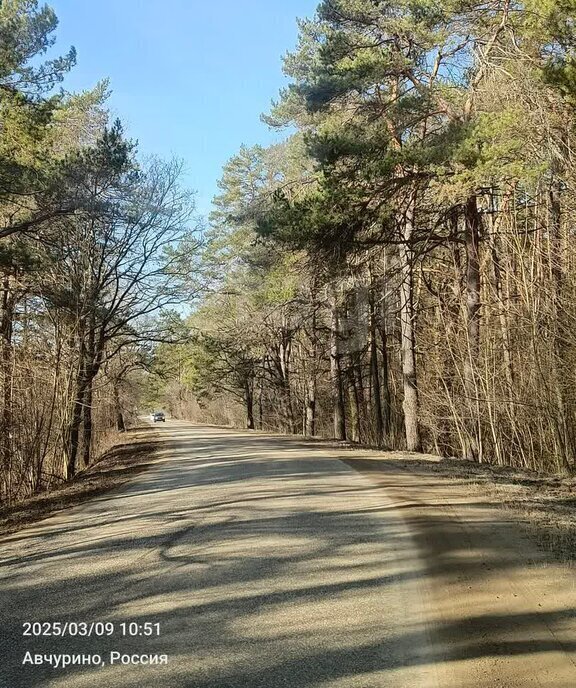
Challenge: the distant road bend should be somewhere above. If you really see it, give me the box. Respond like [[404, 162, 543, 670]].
[[1, 422, 575, 687]]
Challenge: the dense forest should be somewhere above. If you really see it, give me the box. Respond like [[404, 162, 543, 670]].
[[2, 0, 576, 510], [149, 0, 576, 475], [0, 1, 200, 503]]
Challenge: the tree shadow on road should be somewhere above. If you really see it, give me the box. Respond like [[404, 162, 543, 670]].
[[1, 427, 575, 687]]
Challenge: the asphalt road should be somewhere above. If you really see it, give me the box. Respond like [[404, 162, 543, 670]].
[[1, 422, 575, 687]]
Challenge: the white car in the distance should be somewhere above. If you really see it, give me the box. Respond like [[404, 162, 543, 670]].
[[150, 411, 166, 422]]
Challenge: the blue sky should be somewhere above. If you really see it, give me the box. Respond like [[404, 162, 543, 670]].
[[49, 0, 318, 215]]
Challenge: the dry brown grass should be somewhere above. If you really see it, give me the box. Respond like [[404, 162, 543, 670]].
[[0, 426, 163, 537], [345, 451, 576, 565]]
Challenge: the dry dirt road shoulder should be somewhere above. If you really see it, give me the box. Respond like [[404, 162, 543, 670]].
[[339, 452, 576, 687]]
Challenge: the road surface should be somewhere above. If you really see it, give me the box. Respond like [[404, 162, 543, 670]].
[[1, 422, 575, 687]]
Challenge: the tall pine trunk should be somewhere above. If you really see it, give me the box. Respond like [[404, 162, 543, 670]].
[[304, 308, 318, 437], [368, 276, 384, 445], [279, 326, 296, 433], [80, 322, 98, 468], [81, 376, 94, 468], [463, 195, 482, 461], [398, 199, 421, 452], [114, 381, 126, 432], [348, 361, 362, 442], [67, 371, 89, 479], [0, 275, 14, 502], [548, 176, 574, 472], [304, 385, 316, 436], [330, 293, 346, 440], [245, 377, 255, 430]]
